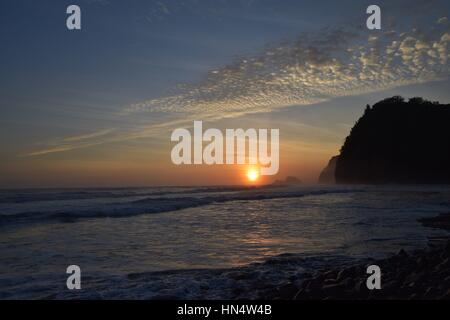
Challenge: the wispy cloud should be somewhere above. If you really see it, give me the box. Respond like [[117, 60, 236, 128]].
[[61, 129, 115, 143], [25, 129, 115, 156]]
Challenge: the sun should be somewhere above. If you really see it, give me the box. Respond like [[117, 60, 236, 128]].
[[246, 169, 259, 182]]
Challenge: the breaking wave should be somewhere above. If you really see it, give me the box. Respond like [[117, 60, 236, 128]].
[[0, 186, 364, 225]]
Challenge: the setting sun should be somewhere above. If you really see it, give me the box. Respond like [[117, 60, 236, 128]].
[[246, 169, 259, 182]]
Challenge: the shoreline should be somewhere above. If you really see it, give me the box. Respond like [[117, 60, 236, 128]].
[[263, 212, 450, 300], [2, 205, 450, 299], [2, 222, 449, 299], [129, 213, 450, 300]]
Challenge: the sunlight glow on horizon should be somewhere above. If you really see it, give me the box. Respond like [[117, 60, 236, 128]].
[[247, 168, 259, 182]]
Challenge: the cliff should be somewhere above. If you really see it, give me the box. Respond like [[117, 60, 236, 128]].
[[324, 96, 450, 184], [318, 156, 338, 184]]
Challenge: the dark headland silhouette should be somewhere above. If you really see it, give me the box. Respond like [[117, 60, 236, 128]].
[[319, 96, 450, 184], [318, 156, 338, 184]]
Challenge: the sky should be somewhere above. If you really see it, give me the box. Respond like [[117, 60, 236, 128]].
[[0, 0, 449, 188]]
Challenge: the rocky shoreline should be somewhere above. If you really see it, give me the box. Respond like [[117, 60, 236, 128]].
[[263, 212, 450, 300]]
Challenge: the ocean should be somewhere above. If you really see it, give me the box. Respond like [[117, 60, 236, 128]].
[[0, 185, 449, 299]]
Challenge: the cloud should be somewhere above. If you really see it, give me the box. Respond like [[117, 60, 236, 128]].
[[26, 17, 450, 157], [438, 17, 448, 24], [24, 129, 115, 157], [125, 24, 449, 117], [61, 129, 115, 142]]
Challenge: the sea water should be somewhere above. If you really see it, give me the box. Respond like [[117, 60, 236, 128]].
[[0, 185, 449, 299]]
